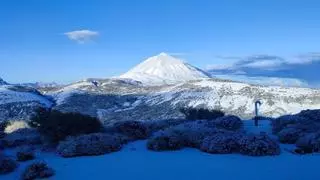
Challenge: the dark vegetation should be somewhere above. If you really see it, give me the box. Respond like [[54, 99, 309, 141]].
[[16, 147, 35, 162], [22, 162, 55, 180], [29, 108, 103, 143], [56, 133, 125, 157], [0, 156, 18, 175], [271, 109, 320, 154], [180, 107, 225, 120]]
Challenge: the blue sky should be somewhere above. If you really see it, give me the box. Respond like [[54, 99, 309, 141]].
[[1, 0, 320, 84]]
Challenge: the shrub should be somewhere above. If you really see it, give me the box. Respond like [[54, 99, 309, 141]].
[[214, 115, 243, 131], [16, 147, 35, 162], [0, 156, 18, 175], [200, 133, 242, 154], [56, 133, 123, 157], [277, 128, 303, 144], [1, 128, 41, 148], [147, 120, 224, 151], [22, 162, 54, 180], [112, 121, 149, 140], [30, 108, 103, 143], [237, 133, 280, 156], [298, 109, 320, 122], [147, 131, 185, 151], [271, 115, 302, 134], [180, 108, 224, 120], [295, 132, 320, 153]]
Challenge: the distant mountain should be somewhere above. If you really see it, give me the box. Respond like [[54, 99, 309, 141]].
[[120, 53, 211, 85], [43, 78, 320, 124], [0, 78, 8, 85], [0, 85, 53, 121], [21, 82, 61, 88]]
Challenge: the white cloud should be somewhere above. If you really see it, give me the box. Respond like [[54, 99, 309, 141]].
[[243, 59, 284, 69], [64, 30, 99, 44]]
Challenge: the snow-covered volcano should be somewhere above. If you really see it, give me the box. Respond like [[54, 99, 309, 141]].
[[119, 53, 211, 85]]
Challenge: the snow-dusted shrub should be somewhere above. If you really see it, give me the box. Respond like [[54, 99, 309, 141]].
[[30, 108, 103, 143], [214, 115, 243, 131], [237, 133, 280, 156], [0, 156, 18, 175], [298, 109, 320, 122], [147, 131, 185, 151], [4, 120, 30, 134], [1, 128, 41, 148], [277, 127, 303, 144], [271, 115, 302, 134], [113, 121, 149, 140], [16, 147, 35, 162], [22, 161, 54, 180], [200, 132, 242, 154], [295, 132, 320, 153], [57, 133, 123, 157], [170, 120, 223, 148], [147, 120, 224, 151], [180, 107, 225, 120]]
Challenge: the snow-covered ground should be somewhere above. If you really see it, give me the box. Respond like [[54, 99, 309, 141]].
[[2, 120, 320, 180], [2, 140, 320, 180]]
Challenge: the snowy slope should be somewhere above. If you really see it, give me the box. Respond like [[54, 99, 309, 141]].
[[0, 85, 53, 121], [47, 78, 320, 123], [119, 53, 211, 85], [0, 86, 52, 106]]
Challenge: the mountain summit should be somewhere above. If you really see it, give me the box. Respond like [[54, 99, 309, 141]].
[[119, 53, 211, 85]]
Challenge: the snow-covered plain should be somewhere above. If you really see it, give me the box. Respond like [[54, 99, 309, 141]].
[[2, 141, 320, 180], [2, 120, 320, 180]]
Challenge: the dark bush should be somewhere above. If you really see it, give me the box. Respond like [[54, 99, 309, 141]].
[[22, 162, 54, 180], [147, 120, 225, 151], [0, 156, 18, 175], [16, 147, 35, 162], [180, 107, 224, 120], [29, 108, 103, 143], [113, 121, 149, 140], [57, 133, 123, 157], [0, 121, 10, 139], [295, 132, 320, 153], [237, 133, 280, 156], [200, 133, 241, 154], [278, 128, 303, 144], [1, 128, 41, 148], [271, 115, 302, 134], [147, 131, 185, 151], [214, 115, 243, 131]]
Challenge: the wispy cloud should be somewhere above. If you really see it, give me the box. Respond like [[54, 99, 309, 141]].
[[64, 30, 99, 44]]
